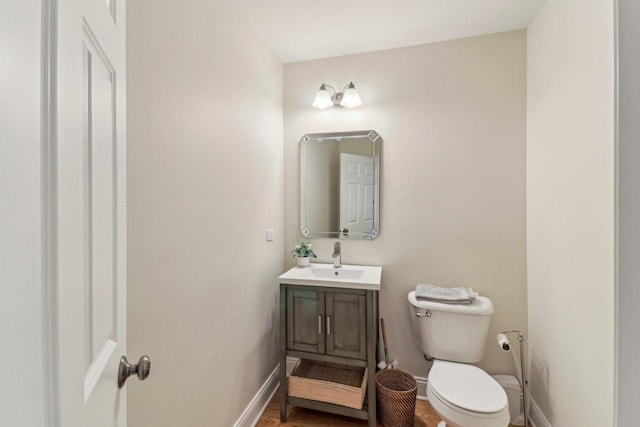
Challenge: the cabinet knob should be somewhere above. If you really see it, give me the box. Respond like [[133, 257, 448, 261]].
[[318, 314, 322, 335]]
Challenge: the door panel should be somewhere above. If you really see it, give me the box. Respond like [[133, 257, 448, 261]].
[[82, 25, 119, 398], [287, 289, 325, 353], [326, 292, 367, 360], [57, 0, 127, 425]]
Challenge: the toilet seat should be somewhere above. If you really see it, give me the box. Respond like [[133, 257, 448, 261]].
[[427, 360, 510, 427], [429, 360, 507, 413]]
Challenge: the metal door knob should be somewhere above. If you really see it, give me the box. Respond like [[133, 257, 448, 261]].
[[118, 355, 151, 389]]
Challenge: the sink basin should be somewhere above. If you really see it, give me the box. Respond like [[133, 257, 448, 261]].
[[278, 263, 382, 290], [310, 268, 364, 281]]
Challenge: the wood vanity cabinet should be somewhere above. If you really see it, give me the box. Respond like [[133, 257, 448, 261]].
[[279, 283, 378, 426], [286, 288, 367, 359]]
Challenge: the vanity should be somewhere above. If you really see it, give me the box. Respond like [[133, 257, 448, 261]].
[[278, 263, 382, 426], [279, 129, 382, 424]]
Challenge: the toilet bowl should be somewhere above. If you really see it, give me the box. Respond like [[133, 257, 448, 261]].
[[427, 360, 510, 427]]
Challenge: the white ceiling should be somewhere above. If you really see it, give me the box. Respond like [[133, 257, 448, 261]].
[[234, 0, 548, 63]]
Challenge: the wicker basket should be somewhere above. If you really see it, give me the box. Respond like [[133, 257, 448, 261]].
[[288, 359, 367, 409], [376, 369, 417, 427]]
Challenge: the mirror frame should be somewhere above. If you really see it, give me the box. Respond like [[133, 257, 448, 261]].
[[300, 130, 381, 239]]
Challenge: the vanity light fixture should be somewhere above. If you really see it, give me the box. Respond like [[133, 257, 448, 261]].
[[312, 82, 363, 109]]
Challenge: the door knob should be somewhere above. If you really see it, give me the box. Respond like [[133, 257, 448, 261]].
[[118, 355, 151, 388]]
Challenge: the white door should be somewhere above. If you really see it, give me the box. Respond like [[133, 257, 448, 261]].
[[57, 0, 131, 425], [1, 1, 52, 424], [339, 153, 375, 236], [2, 0, 132, 425]]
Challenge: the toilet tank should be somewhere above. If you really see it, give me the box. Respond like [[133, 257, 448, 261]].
[[408, 291, 494, 363]]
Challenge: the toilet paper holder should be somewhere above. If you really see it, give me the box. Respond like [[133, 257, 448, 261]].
[[497, 330, 528, 427]]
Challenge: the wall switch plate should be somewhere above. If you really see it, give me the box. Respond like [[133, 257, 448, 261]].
[[266, 229, 275, 241]]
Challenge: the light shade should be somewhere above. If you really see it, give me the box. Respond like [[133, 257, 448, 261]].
[[339, 82, 362, 108], [312, 84, 334, 109]]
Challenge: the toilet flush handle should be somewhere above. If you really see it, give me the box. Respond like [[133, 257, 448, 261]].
[[415, 310, 432, 318]]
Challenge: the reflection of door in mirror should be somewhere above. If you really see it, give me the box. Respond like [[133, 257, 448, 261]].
[[340, 153, 375, 236]]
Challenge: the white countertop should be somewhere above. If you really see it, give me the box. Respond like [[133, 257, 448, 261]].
[[278, 263, 382, 291]]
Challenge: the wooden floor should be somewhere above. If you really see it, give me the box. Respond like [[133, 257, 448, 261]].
[[256, 391, 519, 427], [256, 391, 442, 427]]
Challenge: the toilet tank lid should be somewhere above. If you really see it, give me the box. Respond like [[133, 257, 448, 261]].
[[408, 291, 494, 315]]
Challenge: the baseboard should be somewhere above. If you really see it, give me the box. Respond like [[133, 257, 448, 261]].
[[233, 364, 280, 427], [233, 357, 299, 427], [528, 398, 551, 427], [415, 376, 428, 401]]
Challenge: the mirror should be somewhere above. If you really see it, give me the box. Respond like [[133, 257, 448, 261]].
[[300, 130, 381, 239]]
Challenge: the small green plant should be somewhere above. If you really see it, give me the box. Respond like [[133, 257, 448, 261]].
[[290, 241, 317, 258]]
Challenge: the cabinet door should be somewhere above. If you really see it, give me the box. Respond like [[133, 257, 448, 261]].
[[326, 292, 367, 360], [287, 288, 325, 353]]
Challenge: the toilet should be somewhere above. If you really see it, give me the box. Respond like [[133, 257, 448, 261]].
[[408, 291, 510, 427]]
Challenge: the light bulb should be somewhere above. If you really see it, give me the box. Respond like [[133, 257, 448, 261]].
[[339, 82, 362, 108], [312, 84, 334, 109]]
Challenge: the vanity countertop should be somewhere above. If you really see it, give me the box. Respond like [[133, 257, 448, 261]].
[[278, 263, 382, 291]]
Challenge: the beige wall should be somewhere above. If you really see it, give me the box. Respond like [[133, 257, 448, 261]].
[[126, 1, 283, 426], [284, 31, 527, 378], [527, 0, 615, 425]]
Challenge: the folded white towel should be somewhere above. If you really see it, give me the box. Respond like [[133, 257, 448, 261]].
[[415, 284, 476, 304]]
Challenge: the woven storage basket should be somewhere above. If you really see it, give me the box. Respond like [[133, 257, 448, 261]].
[[376, 369, 417, 427], [288, 359, 367, 409]]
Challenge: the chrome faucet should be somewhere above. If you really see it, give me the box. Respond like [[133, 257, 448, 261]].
[[332, 242, 341, 268]]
